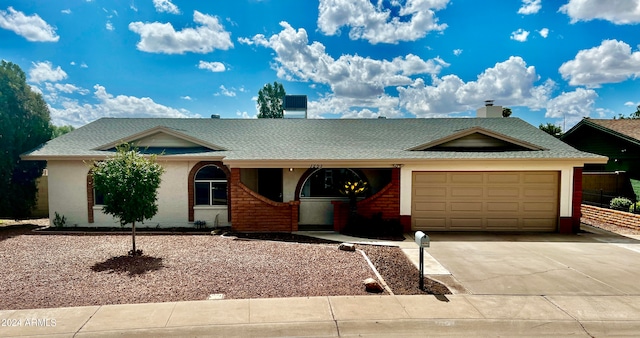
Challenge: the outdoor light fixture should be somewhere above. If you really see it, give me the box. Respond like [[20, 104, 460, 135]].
[[393, 164, 404, 168], [289, 168, 294, 172]]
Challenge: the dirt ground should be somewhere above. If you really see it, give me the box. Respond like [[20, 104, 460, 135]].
[[0, 219, 448, 310]]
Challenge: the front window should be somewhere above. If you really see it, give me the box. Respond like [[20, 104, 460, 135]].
[[94, 188, 105, 205], [300, 169, 367, 198], [195, 165, 228, 205]]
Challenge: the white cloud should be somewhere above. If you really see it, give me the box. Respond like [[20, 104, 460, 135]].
[[624, 101, 640, 107], [308, 94, 403, 119], [398, 57, 554, 117], [0, 6, 59, 42], [214, 85, 236, 97], [559, 39, 640, 87], [510, 28, 529, 42], [129, 11, 233, 54], [198, 61, 226, 72], [538, 28, 549, 38], [560, 0, 640, 24], [29, 61, 67, 83], [242, 22, 448, 99], [130, 3, 138, 12], [49, 85, 200, 127], [453, 49, 463, 56], [317, 0, 449, 44], [180, 96, 192, 100], [153, 0, 180, 14], [545, 88, 598, 127], [106, 21, 114, 31], [48, 83, 89, 95], [236, 111, 256, 119], [61, 9, 71, 14], [81, 62, 88, 68], [518, 0, 541, 15]]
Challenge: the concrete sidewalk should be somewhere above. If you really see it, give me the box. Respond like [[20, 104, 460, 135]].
[[3, 294, 640, 337]]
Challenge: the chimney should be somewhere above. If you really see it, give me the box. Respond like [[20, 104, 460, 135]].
[[476, 100, 502, 118], [283, 95, 307, 119]]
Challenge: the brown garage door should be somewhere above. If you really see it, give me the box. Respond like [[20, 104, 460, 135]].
[[412, 171, 559, 231]]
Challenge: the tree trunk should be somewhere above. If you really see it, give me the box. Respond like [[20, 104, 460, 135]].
[[132, 221, 136, 255]]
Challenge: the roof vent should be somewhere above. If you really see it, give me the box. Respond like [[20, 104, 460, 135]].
[[484, 100, 494, 107], [211, 114, 220, 119]]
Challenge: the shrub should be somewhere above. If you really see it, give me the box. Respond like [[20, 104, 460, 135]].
[[610, 197, 633, 211], [630, 202, 640, 213], [53, 212, 66, 228], [194, 220, 207, 229], [341, 212, 404, 240]]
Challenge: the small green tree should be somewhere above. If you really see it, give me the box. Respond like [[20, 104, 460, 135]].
[[91, 144, 165, 256], [257, 81, 286, 118], [539, 123, 563, 138], [502, 107, 512, 117]]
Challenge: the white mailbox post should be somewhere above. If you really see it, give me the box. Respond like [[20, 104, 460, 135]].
[[414, 231, 430, 290]]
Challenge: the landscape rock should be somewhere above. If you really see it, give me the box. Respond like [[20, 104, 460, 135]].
[[363, 277, 383, 293], [339, 242, 356, 251]]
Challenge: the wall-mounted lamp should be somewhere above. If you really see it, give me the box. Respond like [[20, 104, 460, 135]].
[[289, 168, 294, 172]]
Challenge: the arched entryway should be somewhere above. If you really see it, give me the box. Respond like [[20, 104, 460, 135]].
[[296, 168, 367, 229]]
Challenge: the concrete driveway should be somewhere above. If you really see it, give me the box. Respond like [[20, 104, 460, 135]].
[[426, 227, 640, 296]]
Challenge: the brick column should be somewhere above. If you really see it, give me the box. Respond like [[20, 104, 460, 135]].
[[572, 167, 583, 233]]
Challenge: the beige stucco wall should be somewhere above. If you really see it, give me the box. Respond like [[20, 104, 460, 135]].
[[399, 160, 579, 218], [48, 160, 229, 228], [92, 161, 194, 227], [283, 168, 305, 202], [47, 160, 91, 226]]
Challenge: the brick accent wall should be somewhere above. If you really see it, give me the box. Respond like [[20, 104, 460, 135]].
[[188, 161, 230, 222], [230, 168, 300, 232], [581, 204, 640, 230], [572, 167, 583, 233], [332, 168, 400, 232]]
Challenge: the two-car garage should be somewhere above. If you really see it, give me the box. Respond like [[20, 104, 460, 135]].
[[411, 171, 559, 232]]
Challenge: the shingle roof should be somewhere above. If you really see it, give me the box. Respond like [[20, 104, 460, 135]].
[[584, 119, 640, 142], [23, 117, 605, 162]]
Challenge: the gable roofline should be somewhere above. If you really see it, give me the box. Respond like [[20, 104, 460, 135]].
[[93, 125, 227, 151], [407, 126, 547, 151], [562, 118, 640, 147]]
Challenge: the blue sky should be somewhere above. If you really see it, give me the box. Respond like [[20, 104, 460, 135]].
[[2, 0, 640, 129]]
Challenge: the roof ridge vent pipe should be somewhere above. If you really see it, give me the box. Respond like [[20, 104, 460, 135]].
[[484, 100, 494, 107]]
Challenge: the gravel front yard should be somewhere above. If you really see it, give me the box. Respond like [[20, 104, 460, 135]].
[[0, 221, 447, 310]]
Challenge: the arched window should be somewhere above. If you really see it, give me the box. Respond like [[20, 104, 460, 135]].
[[195, 165, 227, 205], [300, 169, 367, 198]]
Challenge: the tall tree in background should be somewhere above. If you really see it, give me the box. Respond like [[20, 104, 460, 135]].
[[51, 125, 75, 138], [0, 61, 52, 218], [539, 123, 563, 138], [257, 82, 286, 118], [615, 104, 640, 119], [91, 144, 164, 256], [502, 107, 512, 117]]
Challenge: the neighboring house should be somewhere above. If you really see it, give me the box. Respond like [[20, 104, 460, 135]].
[[561, 118, 640, 203], [22, 115, 605, 234]]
